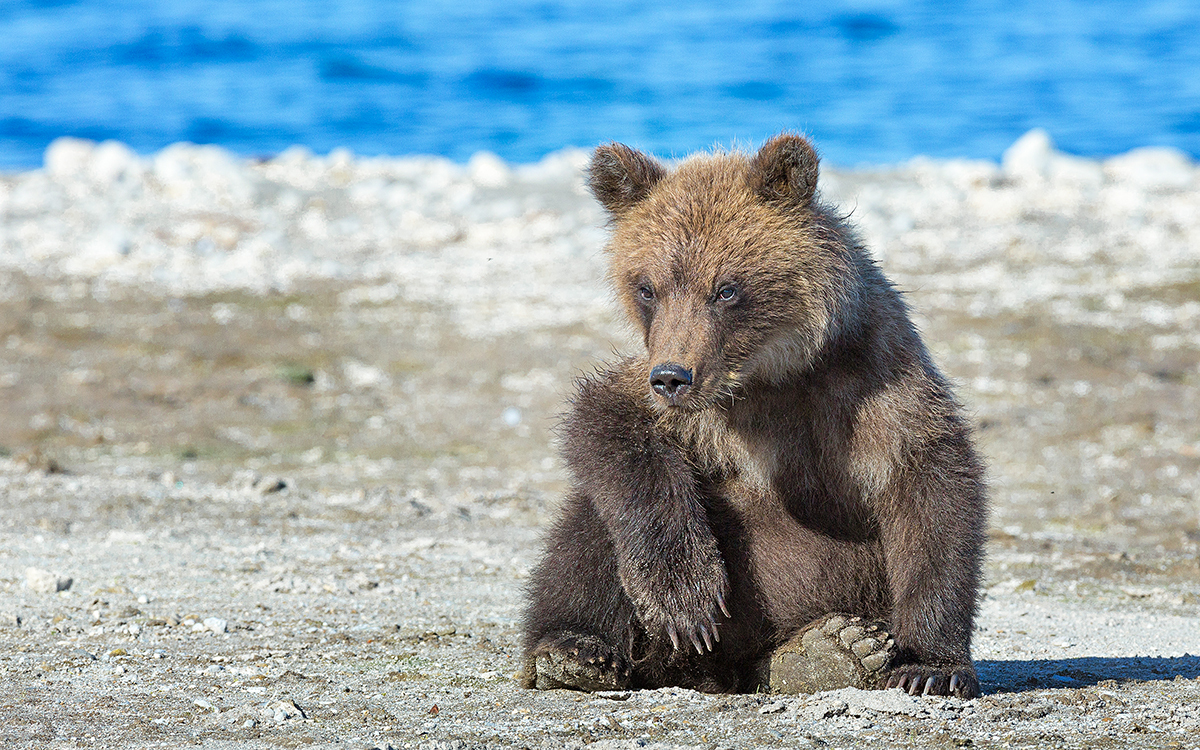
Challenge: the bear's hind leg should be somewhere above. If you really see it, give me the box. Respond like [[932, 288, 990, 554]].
[[765, 614, 896, 694]]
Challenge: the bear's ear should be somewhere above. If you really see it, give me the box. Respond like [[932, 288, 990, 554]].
[[587, 143, 666, 216], [748, 134, 820, 207]]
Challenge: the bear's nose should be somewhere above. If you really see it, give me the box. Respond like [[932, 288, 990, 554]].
[[649, 364, 693, 400]]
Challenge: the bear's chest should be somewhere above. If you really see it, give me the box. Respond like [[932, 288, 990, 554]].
[[680, 415, 783, 511]]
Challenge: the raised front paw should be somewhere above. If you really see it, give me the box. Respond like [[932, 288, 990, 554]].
[[885, 663, 980, 699], [628, 561, 731, 655], [528, 633, 632, 692]]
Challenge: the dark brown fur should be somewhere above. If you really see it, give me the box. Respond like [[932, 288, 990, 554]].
[[521, 134, 987, 698]]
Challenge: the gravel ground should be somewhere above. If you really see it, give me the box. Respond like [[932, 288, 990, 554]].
[[1, 132, 1199, 749]]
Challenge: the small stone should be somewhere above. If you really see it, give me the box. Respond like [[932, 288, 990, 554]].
[[25, 567, 73, 593], [842, 687, 927, 717], [797, 698, 848, 721], [595, 690, 631, 701], [255, 476, 287, 495], [269, 699, 305, 723], [204, 617, 228, 634]]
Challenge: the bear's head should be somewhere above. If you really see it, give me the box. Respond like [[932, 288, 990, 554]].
[[588, 134, 867, 412]]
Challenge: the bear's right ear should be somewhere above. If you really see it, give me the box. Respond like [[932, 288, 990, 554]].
[[587, 143, 666, 216], [748, 134, 820, 207]]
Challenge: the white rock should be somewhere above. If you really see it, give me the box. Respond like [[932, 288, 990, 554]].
[[89, 140, 142, 185], [1002, 128, 1055, 181], [1105, 146, 1194, 190], [193, 698, 216, 712], [1047, 152, 1104, 188], [204, 617, 228, 634], [841, 687, 928, 716], [44, 137, 95, 180], [468, 150, 511, 188], [268, 699, 306, 723], [25, 567, 72, 593], [342, 359, 390, 389], [758, 700, 789, 714], [796, 697, 849, 721]]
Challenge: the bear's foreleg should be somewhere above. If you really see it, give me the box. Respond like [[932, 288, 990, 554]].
[[562, 378, 730, 655], [877, 427, 987, 699]]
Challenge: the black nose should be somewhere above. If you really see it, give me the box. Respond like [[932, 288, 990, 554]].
[[649, 363, 693, 399]]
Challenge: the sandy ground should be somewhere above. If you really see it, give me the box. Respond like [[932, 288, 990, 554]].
[[1, 133, 1199, 748]]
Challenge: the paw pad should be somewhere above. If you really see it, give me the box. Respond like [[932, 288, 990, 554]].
[[766, 613, 896, 694]]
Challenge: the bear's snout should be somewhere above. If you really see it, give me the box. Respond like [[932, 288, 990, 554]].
[[649, 363, 693, 404]]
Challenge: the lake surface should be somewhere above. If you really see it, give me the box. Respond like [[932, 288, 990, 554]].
[[1, 0, 1198, 169]]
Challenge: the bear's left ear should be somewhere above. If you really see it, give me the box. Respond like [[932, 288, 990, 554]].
[[588, 143, 666, 216], [748, 134, 820, 207]]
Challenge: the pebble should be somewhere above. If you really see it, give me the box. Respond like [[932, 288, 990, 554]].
[[758, 700, 789, 714], [267, 699, 306, 723], [25, 567, 73, 593], [796, 697, 849, 721]]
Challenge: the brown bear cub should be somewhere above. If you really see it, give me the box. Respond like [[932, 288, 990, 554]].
[[520, 135, 987, 699]]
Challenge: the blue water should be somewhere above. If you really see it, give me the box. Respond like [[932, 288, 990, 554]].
[[1, 0, 1199, 169]]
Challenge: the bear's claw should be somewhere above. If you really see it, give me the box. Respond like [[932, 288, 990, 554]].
[[885, 663, 979, 699]]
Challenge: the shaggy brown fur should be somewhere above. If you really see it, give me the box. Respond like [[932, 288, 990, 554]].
[[520, 134, 987, 698]]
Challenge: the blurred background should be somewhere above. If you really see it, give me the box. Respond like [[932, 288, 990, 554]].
[[2, 0, 1199, 169]]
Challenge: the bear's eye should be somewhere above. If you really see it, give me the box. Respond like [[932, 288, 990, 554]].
[[716, 285, 739, 303], [637, 285, 655, 303]]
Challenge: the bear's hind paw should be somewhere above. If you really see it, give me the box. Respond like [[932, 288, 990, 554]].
[[528, 633, 632, 692], [766, 614, 896, 694]]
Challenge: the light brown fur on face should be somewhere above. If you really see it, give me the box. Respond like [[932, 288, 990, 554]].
[[604, 146, 862, 411], [522, 134, 987, 698]]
